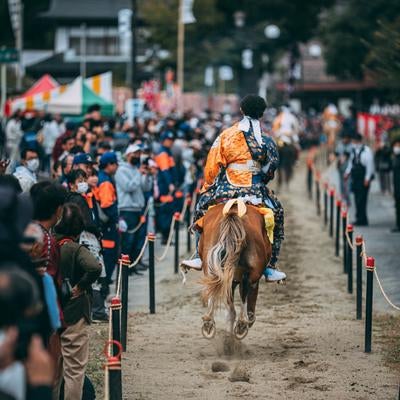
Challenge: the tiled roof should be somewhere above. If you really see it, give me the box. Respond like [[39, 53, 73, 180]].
[[41, 0, 132, 20]]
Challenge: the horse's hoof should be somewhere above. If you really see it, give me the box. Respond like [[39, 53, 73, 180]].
[[234, 320, 249, 340], [248, 312, 256, 328], [201, 320, 216, 339]]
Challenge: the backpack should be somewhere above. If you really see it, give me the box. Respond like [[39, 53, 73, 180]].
[[351, 146, 366, 183]]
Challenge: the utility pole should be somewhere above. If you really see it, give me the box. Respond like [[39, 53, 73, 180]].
[[131, 0, 137, 98], [16, 1, 23, 91], [177, 0, 185, 112], [1, 64, 6, 118], [80, 23, 87, 78], [177, 0, 185, 92]]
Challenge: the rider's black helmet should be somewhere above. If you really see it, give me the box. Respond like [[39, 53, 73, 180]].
[[240, 94, 267, 119]]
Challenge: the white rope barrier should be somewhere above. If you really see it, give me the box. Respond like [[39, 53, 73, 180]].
[[311, 148, 400, 313], [374, 269, 400, 311], [115, 260, 123, 298], [128, 236, 149, 268], [125, 200, 151, 234], [178, 198, 189, 223], [155, 215, 176, 262], [359, 242, 400, 311], [345, 230, 355, 251]]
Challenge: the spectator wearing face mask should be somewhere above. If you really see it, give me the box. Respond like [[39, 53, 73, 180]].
[[115, 144, 152, 274], [66, 169, 108, 321], [53, 203, 101, 400], [391, 137, 400, 233], [13, 148, 40, 193]]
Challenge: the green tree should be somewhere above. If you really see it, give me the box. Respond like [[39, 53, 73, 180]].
[[0, 0, 52, 49], [140, 0, 334, 91], [365, 18, 400, 90], [320, 0, 400, 80]]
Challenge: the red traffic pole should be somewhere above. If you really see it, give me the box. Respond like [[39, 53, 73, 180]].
[[323, 182, 328, 226], [341, 208, 348, 274], [365, 256, 375, 353], [315, 171, 321, 216], [174, 212, 181, 274], [120, 254, 130, 352], [329, 188, 335, 237], [148, 232, 156, 314], [335, 198, 341, 256], [186, 197, 192, 253], [104, 340, 123, 400], [346, 224, 354, 294], [110, 297, 122, 357], [355, 235, 363, 320]]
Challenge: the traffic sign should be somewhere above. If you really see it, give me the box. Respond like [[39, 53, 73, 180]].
[[0, 48, 19, 63]]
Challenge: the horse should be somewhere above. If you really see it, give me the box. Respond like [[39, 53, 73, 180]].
[[198, 199, 271, 340], [277, 141, 297, 188]]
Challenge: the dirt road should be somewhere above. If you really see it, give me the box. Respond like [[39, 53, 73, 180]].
[[122, 163, 398, 400]]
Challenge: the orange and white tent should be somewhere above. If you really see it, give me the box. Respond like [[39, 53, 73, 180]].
[[8, 72, 112, 114]]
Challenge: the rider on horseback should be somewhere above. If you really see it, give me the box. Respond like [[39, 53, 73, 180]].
[[182, 95, 286, 282]]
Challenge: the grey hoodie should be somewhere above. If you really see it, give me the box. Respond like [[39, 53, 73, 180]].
[[115, 162, 152, 212]]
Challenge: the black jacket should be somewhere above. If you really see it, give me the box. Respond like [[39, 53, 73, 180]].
[[393, 154, 400, 198]]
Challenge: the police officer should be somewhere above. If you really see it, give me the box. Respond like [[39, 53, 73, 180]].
[[344, 133, 375, 226], [154, 131, 177, 244], [391, 137, 400, 232], [95, 152, 119, 282]]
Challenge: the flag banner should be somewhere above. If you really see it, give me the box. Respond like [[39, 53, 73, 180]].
[[181, 0, 196, 24]]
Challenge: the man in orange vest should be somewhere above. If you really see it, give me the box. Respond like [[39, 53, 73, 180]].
[[154, 131, 178, 244], [95, 152, 119, 283]]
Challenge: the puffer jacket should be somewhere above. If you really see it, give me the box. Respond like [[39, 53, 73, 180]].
[[115, 162, 152, 211]]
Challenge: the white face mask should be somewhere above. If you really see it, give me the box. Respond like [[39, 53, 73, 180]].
[[394, 146, 400, 155], [26, 158, 39, 172], [76, 181, 89, 194]]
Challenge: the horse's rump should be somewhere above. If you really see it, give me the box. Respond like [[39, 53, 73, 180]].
[[199, 202, 270, 307]]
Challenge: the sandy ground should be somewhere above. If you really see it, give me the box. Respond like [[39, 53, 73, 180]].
[[122, 162, 398, 400]]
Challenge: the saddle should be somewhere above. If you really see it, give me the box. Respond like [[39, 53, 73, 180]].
[[196, 198, 275, 244]]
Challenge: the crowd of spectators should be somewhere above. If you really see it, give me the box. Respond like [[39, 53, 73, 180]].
[[0, 105, 231, 400]]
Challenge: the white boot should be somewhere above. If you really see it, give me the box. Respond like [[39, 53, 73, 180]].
[[263, 267, 286, 282], [181, 257, 202, 270]]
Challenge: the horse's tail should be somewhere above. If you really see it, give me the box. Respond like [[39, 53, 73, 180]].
[[201, 209, 246, 307]]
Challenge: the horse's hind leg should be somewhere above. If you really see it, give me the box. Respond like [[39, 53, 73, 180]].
[[247, 281, 259, 328], [234, 273, 250, 340], [226, 280, 238, 335], [202, 298, 216, 339]]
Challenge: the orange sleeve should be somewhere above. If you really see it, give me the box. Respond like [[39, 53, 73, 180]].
[[201, 135, 226, 193], [155, 152, 170, 171], [272, 114, 281, 132], [97, 181, 116, 209]]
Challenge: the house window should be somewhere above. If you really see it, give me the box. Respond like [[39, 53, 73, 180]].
[[69, 30, 120, 56]]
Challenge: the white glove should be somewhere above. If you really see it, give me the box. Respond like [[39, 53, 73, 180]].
[[118, 219, 128, 233]]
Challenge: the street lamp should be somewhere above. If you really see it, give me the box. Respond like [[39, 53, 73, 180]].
[[233, 11, 246, 28], [260, 24, 280, 100], [264, 24, 280, 40], [309, 43, 322, 58]]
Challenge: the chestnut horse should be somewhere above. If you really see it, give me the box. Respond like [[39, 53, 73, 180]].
[[198, 199, 271, 340]]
